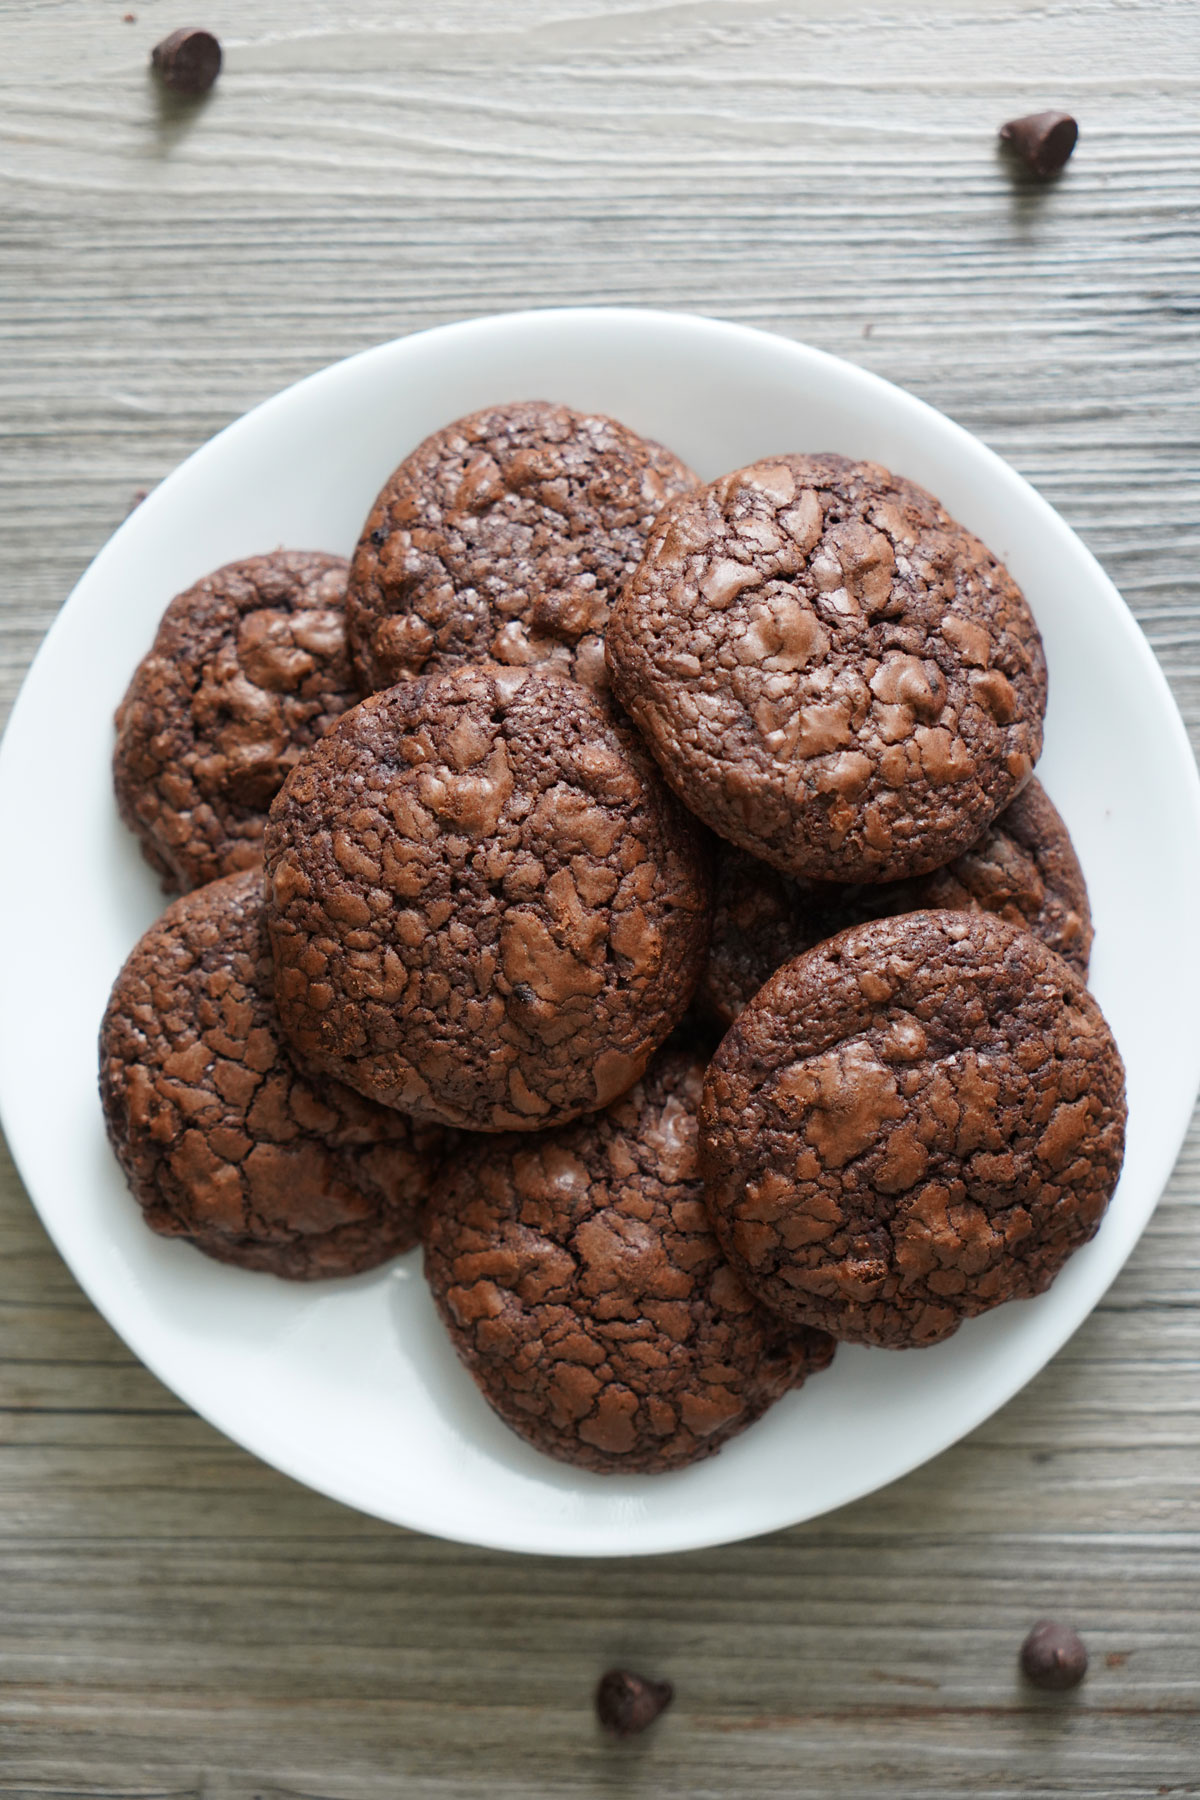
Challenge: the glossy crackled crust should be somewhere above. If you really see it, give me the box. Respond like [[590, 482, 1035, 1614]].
[[113, 551, 357, 892], [607, 454, 1047, 883], [346, 400, 698, 695], [423, 1053, 835, 1474], [265, 664, 712, 1132], [99, 870, 442, 1278], [700, 910, 1125, 1348], [700, 777, 1093, 1023]]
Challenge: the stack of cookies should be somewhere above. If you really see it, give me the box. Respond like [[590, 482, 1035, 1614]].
[[100, 401, 1127, 1476]]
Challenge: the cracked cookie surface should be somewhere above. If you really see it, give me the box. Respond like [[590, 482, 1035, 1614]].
[[99, 870, 442, 1278], [114, 551, 357, 892], [606, 454, 1047, 882], [346, 401, 697, 694], [700, 910, 1125, 1348], [422, 1052, 835, 1473], [700, 777, 1092, 1024], [265, 664, 712, 1131]]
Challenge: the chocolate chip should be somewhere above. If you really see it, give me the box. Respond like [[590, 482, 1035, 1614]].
[[595, 1669, 674, 1738], [150, 27, 222, 96], [1020, 1620, 1089, 1691], [999, 111, 1078, 179]]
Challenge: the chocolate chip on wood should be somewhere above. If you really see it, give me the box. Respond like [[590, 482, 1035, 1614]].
[[346, 400, 697, 694], [700, 910, 1126, 1349], [606, 454, 1046, 883], [1019, 1621, 1089, 1691], [99, 870, 443, 1278], [999, 112, 1079, 180], [265, 663, 713, 1131], [596, 1669, 675, 1737], [422, 1053, 834, 1473], [150, 27, 222, 95]]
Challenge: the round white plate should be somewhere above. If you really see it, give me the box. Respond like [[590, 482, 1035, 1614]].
[[2, 309, 1198, 1558]]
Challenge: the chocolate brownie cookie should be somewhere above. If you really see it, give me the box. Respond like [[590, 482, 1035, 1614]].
[[700, 777, 1092, 1023], [606, 454, 1047, 882], [265, 664, 712, 1131], [99, 870, 442, 1278], [423, 1052, 835, 1473], [114, 551, 357, 891], [346, 401, 697, 694], [700, 910, 1125, 1348]]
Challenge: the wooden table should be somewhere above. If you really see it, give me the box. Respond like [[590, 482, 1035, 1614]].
[[2, 2, 1198, 1792]]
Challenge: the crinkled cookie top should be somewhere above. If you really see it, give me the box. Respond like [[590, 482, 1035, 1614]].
[[423, 1051, 835, 1474], [607, 454, 1047, 882], [700, 909, 1125, 1348], [347, 400, 697, 694], [265, 664, 713, 1132], [114, 551, 356, 892], [99, 869, 441, 1279], [700, 777, 1092, 1024]]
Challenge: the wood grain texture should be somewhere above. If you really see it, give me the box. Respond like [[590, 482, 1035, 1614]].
[[1, 0, 1199, 1793]]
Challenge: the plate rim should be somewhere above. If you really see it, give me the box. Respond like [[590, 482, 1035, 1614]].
[[2, 304, 1198, 1558]]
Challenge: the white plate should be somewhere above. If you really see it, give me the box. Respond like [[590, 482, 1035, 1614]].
[[1, 309, 1198, 1558]]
